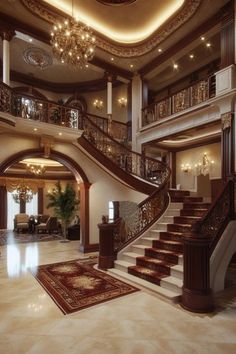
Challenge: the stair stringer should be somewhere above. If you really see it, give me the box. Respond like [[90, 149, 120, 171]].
[[210, 220, 236, 293]]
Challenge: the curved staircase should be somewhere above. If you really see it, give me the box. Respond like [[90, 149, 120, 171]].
[[109, 189, 211, 302]]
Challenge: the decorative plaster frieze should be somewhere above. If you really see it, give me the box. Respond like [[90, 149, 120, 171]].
[[20, 0, 201, 58]]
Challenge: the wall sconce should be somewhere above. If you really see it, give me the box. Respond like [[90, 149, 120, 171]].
[[118, 97, 127, 107], [181, 163, 192, 173], [93, 99, 103, 110], [194, 152, 215, 176]]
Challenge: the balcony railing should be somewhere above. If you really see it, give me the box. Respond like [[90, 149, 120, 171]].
[[142, 75, 216, 127], [0, 81, 128, 141]]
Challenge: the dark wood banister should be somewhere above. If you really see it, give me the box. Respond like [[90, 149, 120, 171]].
[[83, 112, 171, 189], [182, 179, 235, 313]]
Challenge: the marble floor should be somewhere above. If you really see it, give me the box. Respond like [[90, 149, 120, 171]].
[[0, 240, 236, 354]]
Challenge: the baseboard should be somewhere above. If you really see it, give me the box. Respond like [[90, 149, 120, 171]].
[[80, 243, 99, 253]]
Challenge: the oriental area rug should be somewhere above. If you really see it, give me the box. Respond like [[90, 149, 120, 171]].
[[31, 258, 139, 314], [0, 230, 62, 246]]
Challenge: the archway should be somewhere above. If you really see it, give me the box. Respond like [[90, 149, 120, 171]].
[[0, 148, 91, 252]]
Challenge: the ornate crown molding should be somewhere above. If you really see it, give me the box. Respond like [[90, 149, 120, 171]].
[[21, 0, 202, 58], [96, 0, 136, 5]]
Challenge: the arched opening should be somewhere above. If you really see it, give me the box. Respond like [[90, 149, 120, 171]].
[[0, 149, 91, 252]]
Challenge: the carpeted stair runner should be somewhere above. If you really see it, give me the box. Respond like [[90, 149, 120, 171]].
[[110, 189, 211, 302]]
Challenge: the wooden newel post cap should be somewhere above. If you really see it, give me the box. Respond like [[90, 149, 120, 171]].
[[98, 221, 116, 270]]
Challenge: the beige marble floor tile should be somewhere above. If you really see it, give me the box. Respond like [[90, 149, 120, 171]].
[[1, 238, 236, 354]]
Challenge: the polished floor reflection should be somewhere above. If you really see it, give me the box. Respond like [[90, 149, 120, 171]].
[[0, 239, 236, 354]]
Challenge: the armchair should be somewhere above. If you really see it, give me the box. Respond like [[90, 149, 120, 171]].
[[35, 216, 59, 234], [15, 213, 29, 233]]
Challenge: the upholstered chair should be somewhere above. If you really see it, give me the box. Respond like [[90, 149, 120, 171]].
[[15, 213, 29, 233], [35, 216, 58, 234]]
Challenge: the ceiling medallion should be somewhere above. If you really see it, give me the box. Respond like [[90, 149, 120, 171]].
[[96, 0, 137, 5], [23, 47, 52, 69], [21, 0, 202, 58]]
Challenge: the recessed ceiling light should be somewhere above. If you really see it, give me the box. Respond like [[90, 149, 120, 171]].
[[29, 38, 33, 42], [173, 63, 178, 69], [130, 64, 134, 68], [201, 36, 205, 41], [206, 42, 211, 47], [111, 57, 114, 61], [33, 128, 37, 131], [158, 48, 162, 53], [189, 54, 194, 59], [58, 132, 62, 136], [85, 64, 89, 68]]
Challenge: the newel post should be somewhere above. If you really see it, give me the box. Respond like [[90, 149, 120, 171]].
[[98, 219, 116, 270], [181, 233, 214, 313]]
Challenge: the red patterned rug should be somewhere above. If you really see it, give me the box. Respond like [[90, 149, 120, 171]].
[[31, 258, 139, 314]]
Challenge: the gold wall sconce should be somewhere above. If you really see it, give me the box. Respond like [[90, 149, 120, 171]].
[[93, 99, 103, 110], [118, 97, 127, 107]]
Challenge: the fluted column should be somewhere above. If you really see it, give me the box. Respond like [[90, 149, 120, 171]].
[[0, 30, 15, 86]]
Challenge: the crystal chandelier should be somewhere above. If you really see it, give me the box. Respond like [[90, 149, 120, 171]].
[[50, 13, 96, 68], [12, 183, 33, 204], [26, 163, 45, 176]]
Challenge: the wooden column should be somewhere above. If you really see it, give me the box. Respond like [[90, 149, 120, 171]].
[[0, 185, 7, 229], [38, 187, 44, 214], [79, 182, 92, 253], [220, 1, 235, 69], [171, 151, 176, 189], [221, 112, 234, 181], [20, 199, 26, 213], [98, 222, 116, 270], [127, 82, 132, 141], [181, 233, 214, 313]]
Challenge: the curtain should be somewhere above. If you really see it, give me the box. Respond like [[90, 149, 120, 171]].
[[7, 191, 20, 230]]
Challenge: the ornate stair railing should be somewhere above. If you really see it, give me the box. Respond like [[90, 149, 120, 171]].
[[81, 113, 170, 188], [0, 81, 128, 141], [181, 180, 235, 313], [141, 74, 216, 128], [79, 116, 171, 270]]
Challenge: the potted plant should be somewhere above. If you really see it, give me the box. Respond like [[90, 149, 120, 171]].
[[47, 181, 80, 242]]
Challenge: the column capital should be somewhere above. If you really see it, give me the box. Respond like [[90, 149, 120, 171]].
[[104, 71, 116, 82], [0, 29, 15, 42], [221, 112, 233, 130]]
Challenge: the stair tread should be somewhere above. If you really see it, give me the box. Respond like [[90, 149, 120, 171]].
[[147, 247, 182, 255], [108, 268, 181, 299], [137, 256, 174, 267], [143, 237, 159, 241], [155, 239, 182, 245], [160, 231, 183, 236], [161, 276, 183, 287], [133, 244, 147, 249], [128, 265, 167, 279], [115, 259, 133, 268], [169, 223, 192, 227], [171, 264, 183, 272], [123, 252, 141, 258]]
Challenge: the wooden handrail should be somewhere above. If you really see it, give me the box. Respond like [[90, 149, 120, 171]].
[[181, 179, 235, 313]]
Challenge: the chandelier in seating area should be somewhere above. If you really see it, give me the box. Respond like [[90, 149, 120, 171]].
[[26, 163, 45, 176], [50, 11, 96, 68], [12, 183, 34, 203]]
